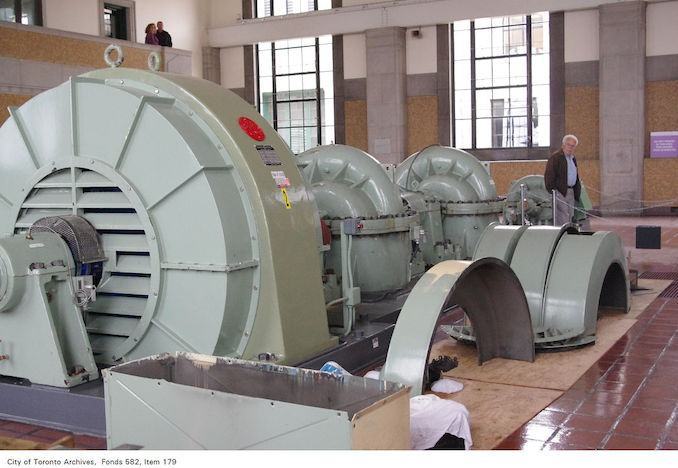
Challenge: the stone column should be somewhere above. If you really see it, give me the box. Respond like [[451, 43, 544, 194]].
[[366, 27, 407, 164], [202, 47, 221, 85], [599, 1, 645, 214]]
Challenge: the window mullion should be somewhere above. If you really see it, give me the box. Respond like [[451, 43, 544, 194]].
[[470, 21, 477, 149], [526, 15, 533, 147], [271, 43, 278, 129], [315, 37, 322, 149]]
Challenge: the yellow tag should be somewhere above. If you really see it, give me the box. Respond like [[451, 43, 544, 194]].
[[281, 188, 291, 209]]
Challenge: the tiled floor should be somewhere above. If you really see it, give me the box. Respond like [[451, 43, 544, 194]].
[[0, 420, 106, 449], [495, 216, 678, 450], [0, 216, 676, 450]]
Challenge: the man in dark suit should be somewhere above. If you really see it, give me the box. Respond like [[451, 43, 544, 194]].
[[544, 134, 581, 225], [156, 21, 172, 47]]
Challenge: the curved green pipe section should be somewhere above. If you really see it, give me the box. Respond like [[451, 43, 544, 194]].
[[394, 146, 497, 201], [381, 258, 533, 397], [298, 144, 404, 216]]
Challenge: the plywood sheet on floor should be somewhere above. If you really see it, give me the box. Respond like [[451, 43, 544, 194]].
[[433, 317, 635, 391], [425, 277, 666, 449], [433, 278, 665, 391], [435, 379, 561, 450]]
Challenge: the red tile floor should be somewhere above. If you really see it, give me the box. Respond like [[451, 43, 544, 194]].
[[495, 216, 678, 450], [0, 216, 677, 450]]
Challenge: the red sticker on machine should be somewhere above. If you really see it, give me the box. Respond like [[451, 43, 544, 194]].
[[239, 117, 265, 141]]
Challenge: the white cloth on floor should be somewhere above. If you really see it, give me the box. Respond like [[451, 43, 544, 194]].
[[430, 378, 464, 394], [363, 370, 380, 380], [409, 394, 472, 450]]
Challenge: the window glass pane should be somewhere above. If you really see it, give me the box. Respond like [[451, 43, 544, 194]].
[[492, 27, 505, 56], [506, 25, 526, 54], [476, 118, 492, 148], [259, 41, 272, 52], [302, 100, 317, 126], [509, 87, 527, 115], [278, 127, 292, 148], [287, 38, 302, 48], [273, 0, 287, 16], [277, 102, 291, 127], [302, 74, 316, 98], [531, 85, 550, 117], [532, 115, 550, 147], [302, 46, 316, 72], [453, 29, 470, 60], [454, 90, 472, 120], [320, 71, 334, 99], [289, 74, 303, 94], [532, 21, 548, 53], [322, 126, 335, 145], [0, 0, 16, 22], [455, 20, 470, 31], [275, 49, 289, 75], [318, 34, 332, 45], [257, 0, 270, 17], [318, 0, 332, 11], [21, 0, 40, 25], [492, 58, 510, 87], [475, 89, 492, 118], [276, 76, 290, 99], [304, 127, 318, 150], [474, 18, 490, 29], [474, 28, 492, 58], [475, 60, 491, 88], [454, 59, 471, 90], [455, 120, 472, 148], [287, 47, 303, 74], [531, 53, 549, 85], [258, 50, 273, 77], [259, 76, 273, 94], [322, 98, 334, 126], [509, 56, 527, 86], [260, 92, 274, 123], [290, 102, 304, 126], [319, 43, 333, 72]]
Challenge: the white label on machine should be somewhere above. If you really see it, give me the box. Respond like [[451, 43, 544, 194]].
[[29, 243, 45, 248], [256, 145, 282, 166], [271, 170, 290, 188]]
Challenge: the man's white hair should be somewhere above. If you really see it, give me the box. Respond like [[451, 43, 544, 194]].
[[562, 134, 578, 146]]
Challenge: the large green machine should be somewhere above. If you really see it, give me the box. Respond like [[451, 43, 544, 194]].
[[0, 68, 336, 386], [0, 64, 631, 447]]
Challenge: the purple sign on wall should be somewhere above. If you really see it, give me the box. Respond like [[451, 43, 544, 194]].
[[650, 131, 678, 158]]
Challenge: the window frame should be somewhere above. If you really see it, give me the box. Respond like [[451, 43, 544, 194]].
[[451, 14, 548, 151], [0, 0, 43, 26], [254, 0, 334, 154], [99, 0, 136, 42]]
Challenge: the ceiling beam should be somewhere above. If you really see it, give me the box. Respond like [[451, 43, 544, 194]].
[[207, 0, 645, 47]]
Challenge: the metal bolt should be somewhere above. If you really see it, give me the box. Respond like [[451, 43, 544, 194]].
[[154, 89, 159, 94], [253, 285, 258, 291]]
